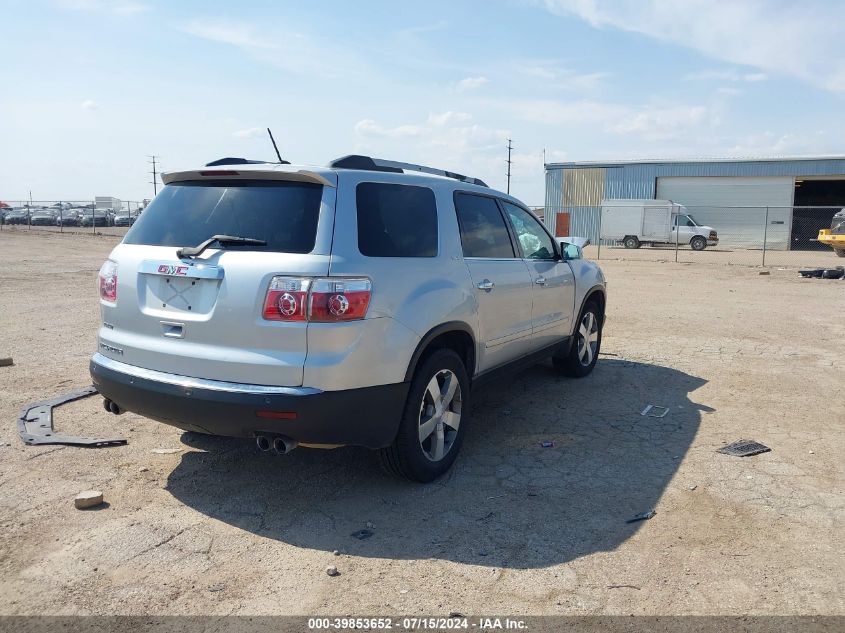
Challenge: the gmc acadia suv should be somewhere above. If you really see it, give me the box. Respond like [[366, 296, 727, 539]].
[[90, 155, 607, 482]]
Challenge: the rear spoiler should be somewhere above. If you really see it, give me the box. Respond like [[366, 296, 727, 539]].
[[161, 169, 336, 188]]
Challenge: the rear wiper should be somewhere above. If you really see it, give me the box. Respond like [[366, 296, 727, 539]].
[[176, 234, 267, 259]]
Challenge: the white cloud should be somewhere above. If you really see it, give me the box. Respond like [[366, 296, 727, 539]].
[[353, 112, 512, 189], [455, 76, 489, 92], [232, 127, 264, 139], [81, 99, 100, 110], [513, 60, 610, 91], [180, 20, 277, 50], [178, 19, 364, 78], [541, 0, 845, 92], [684, 69, 768, 83], [54, 0, 149, 16], [495, 98, 718, 143], [354, 119, 425, 138], [427, 111, 472, 127], [608, 105, 709, 139], [724, 131, 832, 156]]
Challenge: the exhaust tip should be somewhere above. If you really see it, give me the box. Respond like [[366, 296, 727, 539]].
[[272, 436, 298, 455], [256, 435, 271, 452], [108, 401, 123, 415]]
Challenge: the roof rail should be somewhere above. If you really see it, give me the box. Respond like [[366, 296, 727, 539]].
[[205, 157, 290, 166], [328, 155, 488, 187]]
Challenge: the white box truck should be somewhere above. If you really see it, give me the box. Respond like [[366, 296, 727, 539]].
[[600, 199, 718, 251]]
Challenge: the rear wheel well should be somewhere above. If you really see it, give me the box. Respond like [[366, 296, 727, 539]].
[[406, 328, 475, 381]]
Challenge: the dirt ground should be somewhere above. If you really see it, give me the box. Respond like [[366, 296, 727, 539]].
[[0, 229, 842, 616]]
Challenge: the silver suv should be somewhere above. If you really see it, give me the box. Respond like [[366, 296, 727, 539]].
[[90, 155, 607, 482]]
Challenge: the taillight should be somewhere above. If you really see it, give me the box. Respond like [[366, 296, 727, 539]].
[[263, 277, 311, 321], [309, 278, 372, 322], [98, 260, 118, 302], [262, 277, 371, 322]]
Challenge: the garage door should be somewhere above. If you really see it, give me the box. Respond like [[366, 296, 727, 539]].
[[656, 176, 794, 249]]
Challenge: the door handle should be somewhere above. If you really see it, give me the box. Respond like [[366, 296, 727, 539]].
[[534, 277, 547, 286], [476, 279, 495, 292]]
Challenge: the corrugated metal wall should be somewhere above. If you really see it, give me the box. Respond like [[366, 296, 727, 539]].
[[544, 158, 845, 243]]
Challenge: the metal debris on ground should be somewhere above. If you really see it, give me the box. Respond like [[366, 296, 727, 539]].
[[74, 490, 104, 509], [326, 566, 340, 577], [626, 509, 656, 523], [207, 583, 226, 592], [758, 271, 770, 275], [0, 357, 13, 367], [797, 267, 843, 279], [717, 440, 771, 457], [351, 529, 374, 540], [540, 441, 555, 448], [641, 404, 670, 418], [449, 612, 466, 619], [17, 386, 127, 447], [607, 585, 641, 590]]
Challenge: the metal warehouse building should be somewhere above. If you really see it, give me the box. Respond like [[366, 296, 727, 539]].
[[544, 156, 845, 249]]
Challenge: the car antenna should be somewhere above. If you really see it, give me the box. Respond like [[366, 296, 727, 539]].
[[267, 127, 288, 164]]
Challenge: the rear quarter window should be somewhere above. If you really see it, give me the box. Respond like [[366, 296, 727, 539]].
[[356, 182, 437, 257], [124, 180, 323, 254]]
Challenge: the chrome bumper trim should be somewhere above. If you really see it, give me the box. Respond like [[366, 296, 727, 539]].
[[91, 353, 321, 396]]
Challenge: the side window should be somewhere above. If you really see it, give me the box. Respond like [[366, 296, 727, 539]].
[[454, 193, 515, 258], [501, 202, 556, 260], [356, 182, 437, 257]]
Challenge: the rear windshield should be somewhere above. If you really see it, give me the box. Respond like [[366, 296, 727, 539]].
[[124, 180, 323, 253]]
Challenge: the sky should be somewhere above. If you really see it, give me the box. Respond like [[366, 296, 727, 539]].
[[2, 0, 845, 205]]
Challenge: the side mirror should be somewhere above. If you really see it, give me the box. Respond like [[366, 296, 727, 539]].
[[559, 241, 583, 260]]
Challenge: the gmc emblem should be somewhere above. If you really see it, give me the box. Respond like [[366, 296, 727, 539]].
[[157, 265, 189, 276]]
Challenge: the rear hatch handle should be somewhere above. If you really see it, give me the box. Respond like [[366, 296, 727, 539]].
[[176, 234, 267, 259]]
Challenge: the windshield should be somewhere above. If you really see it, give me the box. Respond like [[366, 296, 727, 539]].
[[124, 179, 323, 254]]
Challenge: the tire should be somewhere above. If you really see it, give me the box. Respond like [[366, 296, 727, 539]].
[[379, 348, 469, 482], [835, 248, 845, 258], [690, 236, 707, 251], [553, 301, 602, 378], [623, 236, 640, 249]]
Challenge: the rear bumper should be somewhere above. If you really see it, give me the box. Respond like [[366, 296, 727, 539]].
[[90, 353, 408, 448]]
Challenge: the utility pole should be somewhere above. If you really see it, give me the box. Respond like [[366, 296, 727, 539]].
[[506, 138, 513, 194], [148, 155, 160, 196]]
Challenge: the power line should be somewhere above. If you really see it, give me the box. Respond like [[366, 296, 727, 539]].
[[147, 155, 160, 196], [506, 138, 513, 194]]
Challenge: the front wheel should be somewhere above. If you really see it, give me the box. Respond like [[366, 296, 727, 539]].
[[379, 348, 469, 482], [553, 302, 602, 378], [623, 236, 640, 249], [690, 236, 707, 251], [834, 248, 845, 258]]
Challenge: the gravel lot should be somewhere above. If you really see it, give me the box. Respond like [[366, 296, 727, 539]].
[[0, 229, 842, 616]]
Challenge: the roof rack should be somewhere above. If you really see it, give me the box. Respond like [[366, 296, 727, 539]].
[[328, 155, 488, 187], [205, 157, 290, 166]]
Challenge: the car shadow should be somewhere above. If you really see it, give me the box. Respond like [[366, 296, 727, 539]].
[[168, 359, 709, 569]]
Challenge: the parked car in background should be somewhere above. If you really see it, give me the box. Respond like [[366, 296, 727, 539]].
[[600, 199, 718, 251], [112, 213, 136, 227], [5, 209, 31, 225], [80, 210, 112, 227], [56, 209, 82, 227], [30, 209, 57, 226], [91, 154, 608, 482]]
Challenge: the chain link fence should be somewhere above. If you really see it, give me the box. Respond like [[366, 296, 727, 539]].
[[545, 205, 844, 268], [0, 200, 145, 236], [3, 200, 843, 269]]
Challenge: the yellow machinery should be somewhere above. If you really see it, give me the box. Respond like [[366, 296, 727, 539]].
[[818, 209, 845, 257]]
